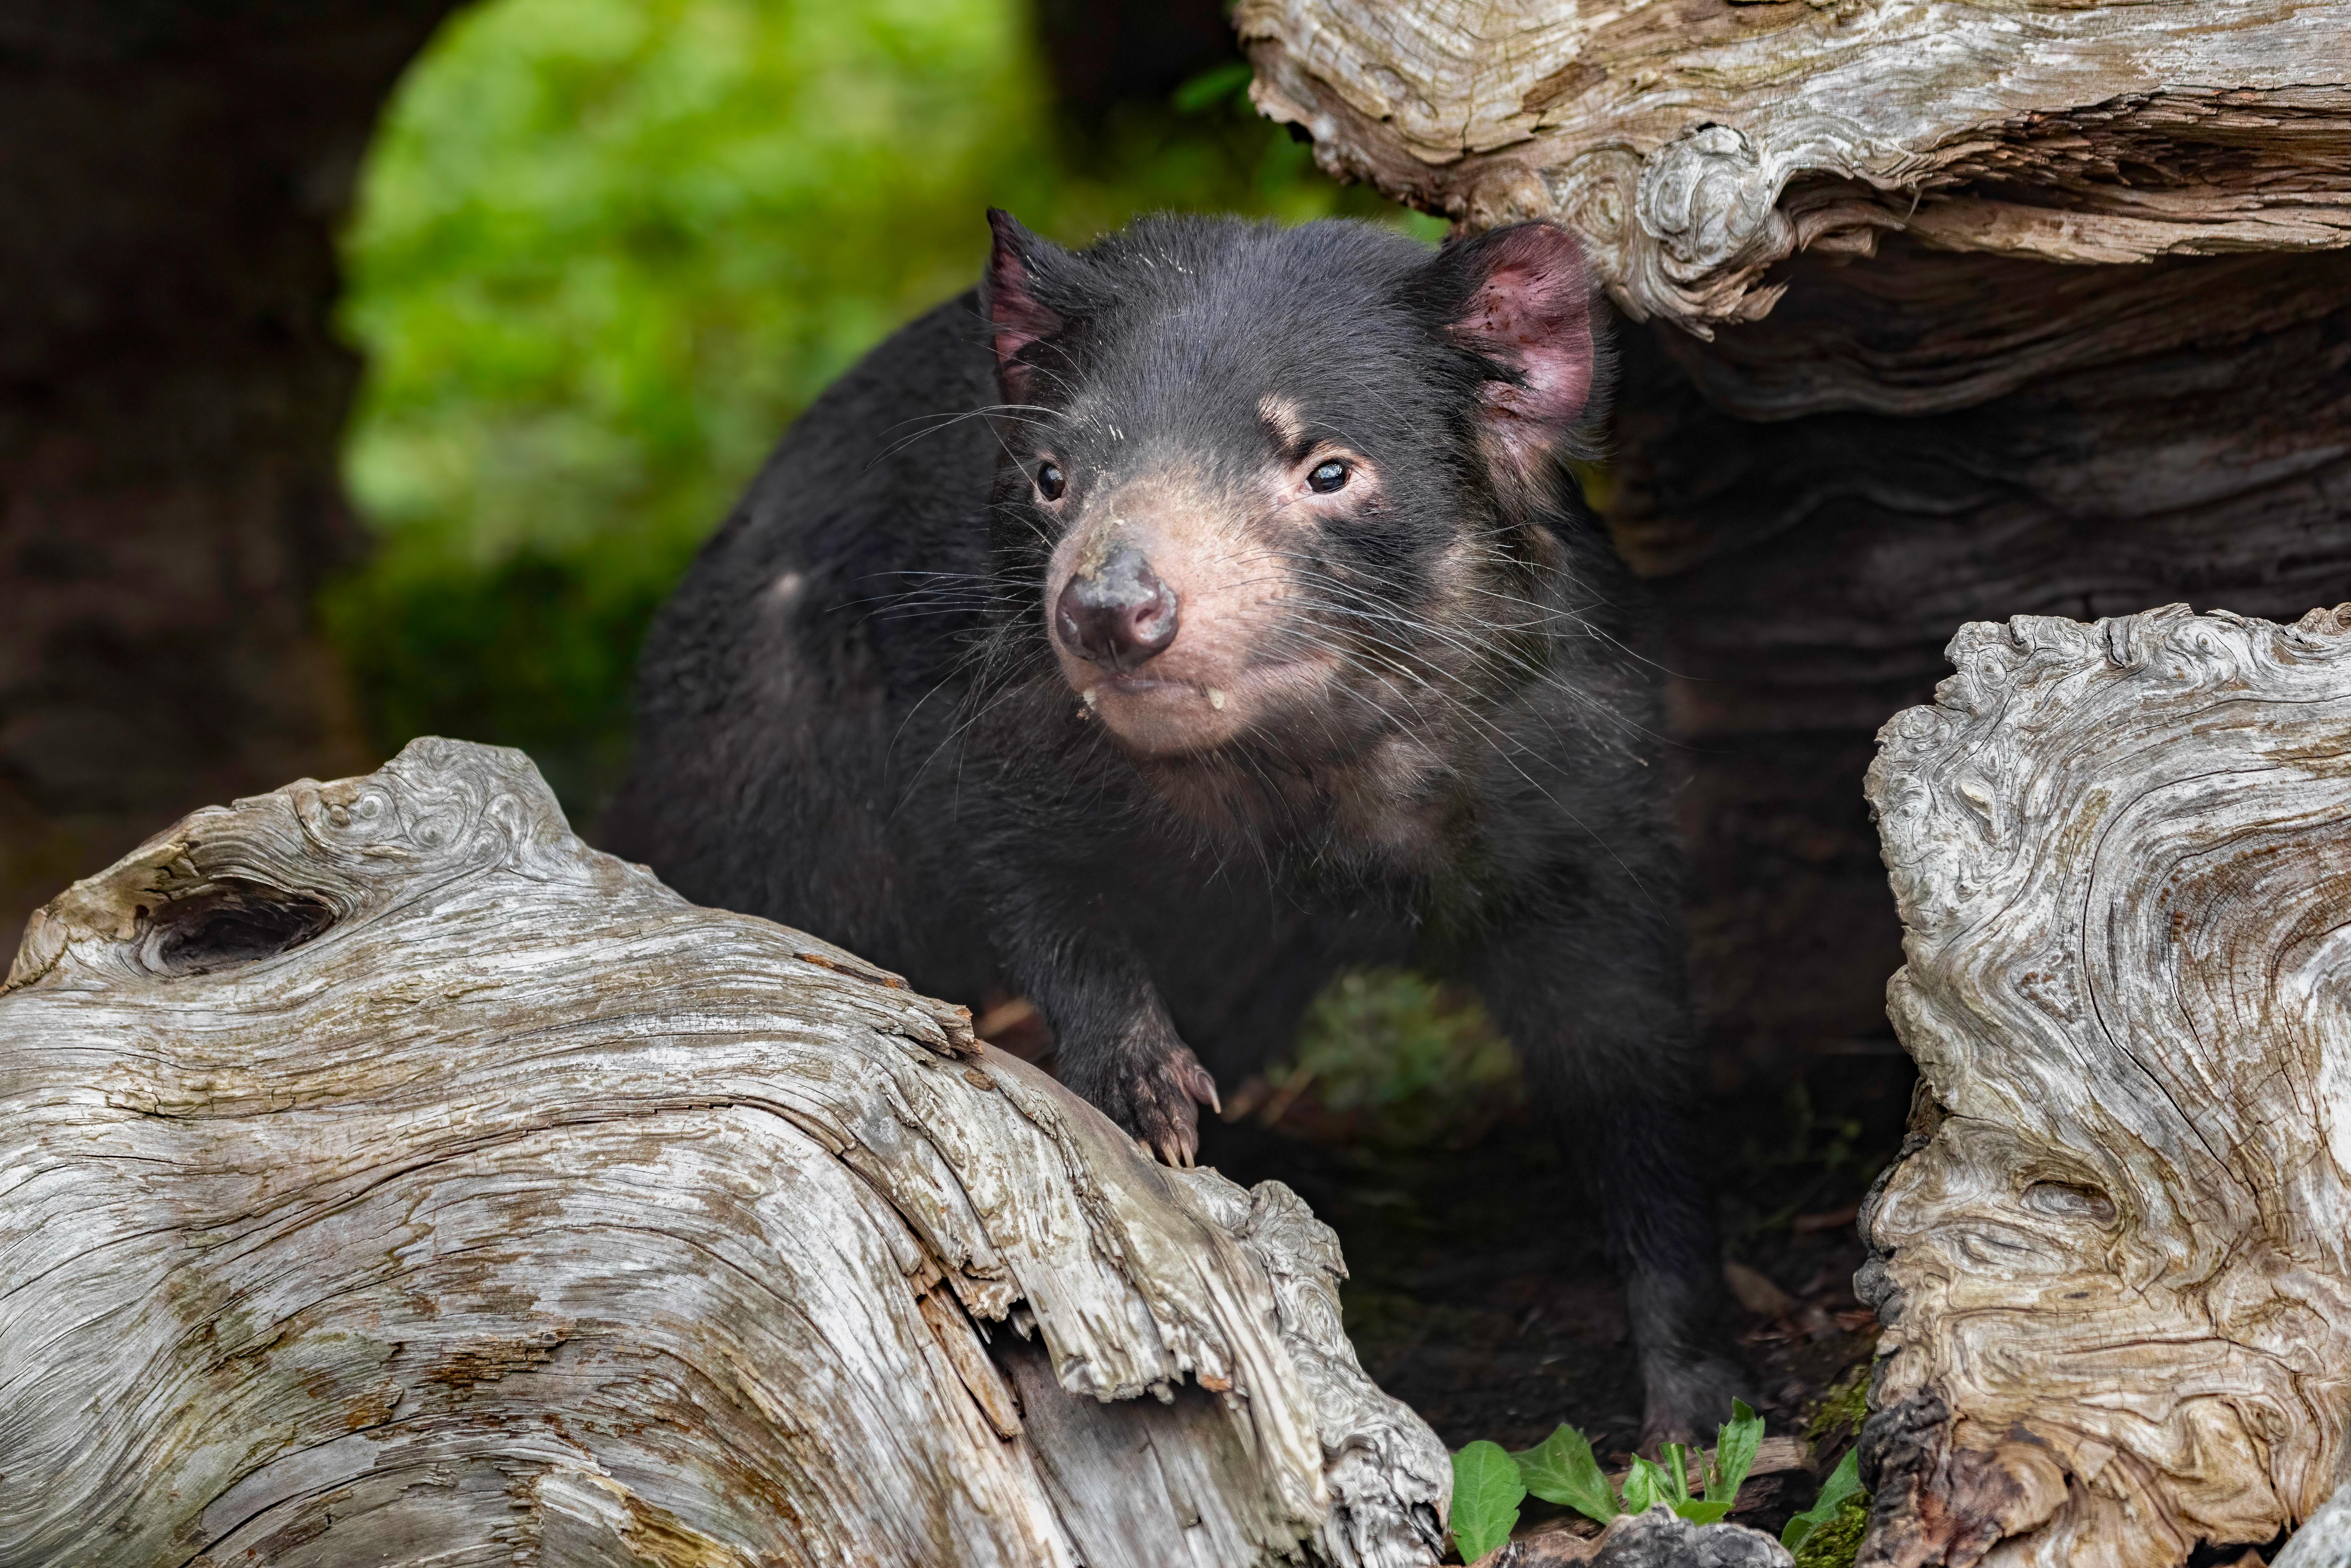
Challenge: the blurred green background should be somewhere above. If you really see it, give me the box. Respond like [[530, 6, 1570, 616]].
[[330, 0, 1441, 815]]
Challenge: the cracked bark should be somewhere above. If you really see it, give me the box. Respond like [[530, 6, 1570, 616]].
[[1857, 604, 2351, 1567], [0, 738, 1448, 1568], [1235, 0, 2351, 335]]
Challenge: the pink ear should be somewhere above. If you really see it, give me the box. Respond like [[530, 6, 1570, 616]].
[[1438, 223, 1599, 480], [984, 209, 1063, 404]]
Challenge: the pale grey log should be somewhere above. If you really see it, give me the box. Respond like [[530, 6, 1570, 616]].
[[2275, 1479, 2351, 1568], [1859, 605, 2351, 1567], [0, 737, 1447, 1568], [1234, 0, 2351, 334], [1475, 1506, 1795, 1566]]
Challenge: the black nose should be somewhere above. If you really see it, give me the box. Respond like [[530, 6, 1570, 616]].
[[1056, 547, 1179, 671]]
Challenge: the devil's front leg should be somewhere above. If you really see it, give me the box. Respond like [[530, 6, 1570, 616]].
[[1470, 894, 1746, 1448], [984, 876, 1219, 1166]]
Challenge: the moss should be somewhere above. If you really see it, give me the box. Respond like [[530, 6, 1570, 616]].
[[1803, 1362, 1871, 1447], [1790, 1491, 1870, 1568]]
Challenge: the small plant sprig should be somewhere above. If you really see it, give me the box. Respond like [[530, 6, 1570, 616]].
[[1446, 1442, 1526, 1564], [1446, 1401, 1765, 1562]]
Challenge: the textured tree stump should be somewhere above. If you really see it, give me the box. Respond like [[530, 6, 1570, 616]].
[[0, 737, 1447, 1568], [1858, 604, 2351, 1567]]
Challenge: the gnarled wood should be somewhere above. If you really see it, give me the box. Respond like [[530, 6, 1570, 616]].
[[0, 737, 1446, 1568], [1236, 0, 2351, 334], [1857, 604, 2351, 1567]]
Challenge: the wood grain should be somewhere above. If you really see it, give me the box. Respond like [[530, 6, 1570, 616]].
[[1857, 604, 2351, 1567], [0, 737, 1447, 1568], [1235, 0, 2351, 333]]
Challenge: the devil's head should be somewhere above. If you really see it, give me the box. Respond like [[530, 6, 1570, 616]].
[[976, 210, 1608, 775]]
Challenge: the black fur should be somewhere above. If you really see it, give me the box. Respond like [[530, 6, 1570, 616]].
[[604, 213, 1739, 1440]]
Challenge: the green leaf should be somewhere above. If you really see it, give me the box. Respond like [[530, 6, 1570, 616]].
[[1450, 1441, 1526, 1563], [1782, 1449, 1865, 1551], [1705, 1399, 1765, 1503], [1513, 1423, 1619, 1524], [1672, 1500, 1734, 1524], [1664, 1442, 1693, 1501], [1171, 60, 1253, 114], [1619, 1456, 1676, 1513]]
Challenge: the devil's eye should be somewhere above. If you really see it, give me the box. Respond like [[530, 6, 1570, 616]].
[[1307, 460, 1349, 494], [1036, 462, 1066, 501]]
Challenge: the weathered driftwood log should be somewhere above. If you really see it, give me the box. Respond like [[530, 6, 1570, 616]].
[[1857, 605, 2351, 1567], [1237, 0, 2351, 334], [0, 737, 1446, 1568], [2275, 1471, 2351, 1568]]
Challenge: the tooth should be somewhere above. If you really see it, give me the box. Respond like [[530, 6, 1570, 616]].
[[1082, 688, 1100, 709], [1207, 689, 1227, 710]]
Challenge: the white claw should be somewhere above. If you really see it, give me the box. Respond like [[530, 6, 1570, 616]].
[[1207, 688, 1227, 711]]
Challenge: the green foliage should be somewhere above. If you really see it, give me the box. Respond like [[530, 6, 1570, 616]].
[[1170, 60, 1253, 115], [1514, 1420, 1616, 1524], [1784, 1450, 1868, 1565], [1650, 1399, 1762, 1524], [332, 0, 1439, 817], [1708, 1396, 1764, 1506], [1790, 1500, 1869, 1568], [1616, 1453, 1673, 1514], [1498, 1401, 1764, 1539], [1280, 968, 1523, 1149], [1449, 1440, 1527, 1563]]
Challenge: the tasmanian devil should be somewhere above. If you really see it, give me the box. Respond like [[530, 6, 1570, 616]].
[[602, 210, 1741, 1440]]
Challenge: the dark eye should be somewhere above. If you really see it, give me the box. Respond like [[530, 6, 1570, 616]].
[[1307, 459, 1349, 494], [1036, 462, 1066, 501]]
